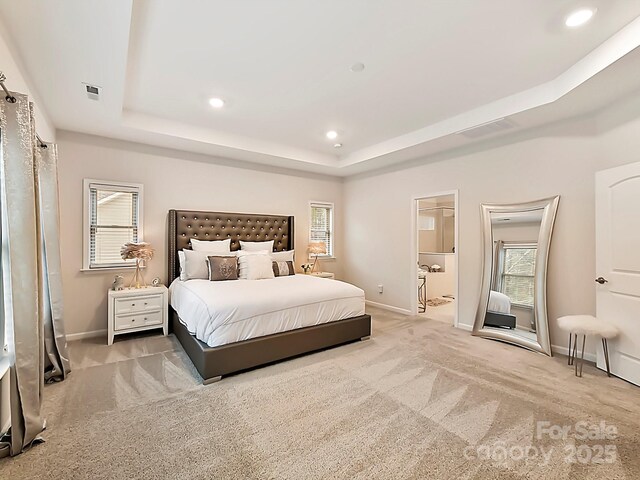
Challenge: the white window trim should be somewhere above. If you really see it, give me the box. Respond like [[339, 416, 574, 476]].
[[309, 201, 335, 260], [82, 179, 144, 272]]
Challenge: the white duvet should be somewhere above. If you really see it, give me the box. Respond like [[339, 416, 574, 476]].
[[488, 290, 512, 314], [169, 274, 365, 347]]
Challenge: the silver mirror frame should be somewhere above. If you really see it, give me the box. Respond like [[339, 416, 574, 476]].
[[472, 196, 560, 356]]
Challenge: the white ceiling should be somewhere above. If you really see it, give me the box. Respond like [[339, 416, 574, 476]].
[[1, 0, 640, 176]]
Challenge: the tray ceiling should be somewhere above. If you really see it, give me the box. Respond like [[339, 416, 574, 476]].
[[1, 0, 639, 176]]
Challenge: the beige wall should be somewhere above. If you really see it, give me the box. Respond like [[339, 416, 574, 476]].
[[0, 20, 55, 140], [491, 222, 541, 244], [343, 108, 640, 356], [57, 132, 343, 337], [56, 94, 640, 357]]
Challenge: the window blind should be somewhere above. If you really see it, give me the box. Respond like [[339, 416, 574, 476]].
[[310, 203, 333, 256], [89, 185, 140, 268], [501, 246, 536, 308]]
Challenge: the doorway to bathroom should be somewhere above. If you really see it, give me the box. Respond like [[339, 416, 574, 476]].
[[412, 191, 458, 326]]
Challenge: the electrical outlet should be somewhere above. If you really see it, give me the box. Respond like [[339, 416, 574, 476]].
[[378, 284, 383, 294]]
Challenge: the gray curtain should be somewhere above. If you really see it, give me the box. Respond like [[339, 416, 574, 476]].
[[0, 91, 70, 458], [491, 240, 505, 291], [37, 144, 70, 382]]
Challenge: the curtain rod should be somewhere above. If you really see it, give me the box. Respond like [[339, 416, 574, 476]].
[[0, 71, 48, 149]]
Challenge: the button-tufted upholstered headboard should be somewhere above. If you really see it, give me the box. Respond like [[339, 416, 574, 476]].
[[168, 210, 295, 282]]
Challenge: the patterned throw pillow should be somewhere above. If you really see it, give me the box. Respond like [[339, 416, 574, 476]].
[[272, 261, 295, 277], [207, 256, 238, 281]]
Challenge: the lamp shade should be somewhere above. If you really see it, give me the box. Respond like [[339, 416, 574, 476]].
[[307, 242, 327, 256], [121, 242, 154, 261]]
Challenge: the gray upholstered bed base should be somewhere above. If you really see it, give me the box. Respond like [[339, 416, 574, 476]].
[[171, 308, 371, 383], [484, 311, 517, 329]]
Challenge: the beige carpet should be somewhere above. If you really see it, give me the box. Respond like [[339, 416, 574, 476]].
[[1, 306, 640, 479]]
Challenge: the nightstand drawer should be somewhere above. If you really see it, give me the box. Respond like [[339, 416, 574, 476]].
[[115, 294, 163, 315], [114, 310, 163, 331]]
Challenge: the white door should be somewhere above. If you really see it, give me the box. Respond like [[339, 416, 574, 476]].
[[595, 162, 640, 386]]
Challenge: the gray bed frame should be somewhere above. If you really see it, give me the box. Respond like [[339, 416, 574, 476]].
[[168, 209, 371, 384]]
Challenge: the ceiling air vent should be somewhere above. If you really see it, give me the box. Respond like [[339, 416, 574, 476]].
[[83, 83, 102, 101], [456, 117, 517, 139]]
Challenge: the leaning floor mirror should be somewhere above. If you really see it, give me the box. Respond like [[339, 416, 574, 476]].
[[473, 196, 560, 356]]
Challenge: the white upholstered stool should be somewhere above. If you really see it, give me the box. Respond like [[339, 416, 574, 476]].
[[557, 315, 619, 378]]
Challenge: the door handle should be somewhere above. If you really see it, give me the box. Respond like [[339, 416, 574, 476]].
[[595, 277, 609, 285]]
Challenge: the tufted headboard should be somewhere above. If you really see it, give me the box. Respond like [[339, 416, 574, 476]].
[[168, 209, 294, 282]]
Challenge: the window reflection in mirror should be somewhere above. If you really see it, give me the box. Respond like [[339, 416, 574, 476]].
[[484, 209, 543, 342]]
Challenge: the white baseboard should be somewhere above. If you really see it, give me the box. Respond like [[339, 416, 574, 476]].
[[552, 343, 596, 363], [66, 329, 107, 342], [365, 300, 412, 316], [456, 323, 473, 332]]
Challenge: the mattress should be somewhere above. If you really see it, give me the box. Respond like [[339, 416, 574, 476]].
[[488, 290, 511, 314], [169, 274, 365, 347]]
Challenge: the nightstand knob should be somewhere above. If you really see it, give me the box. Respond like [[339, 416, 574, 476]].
[[131, 319, 135, 322], [144, 317, 147, 321], [144, 302, 148, 306], [131, 303, 135, 307]]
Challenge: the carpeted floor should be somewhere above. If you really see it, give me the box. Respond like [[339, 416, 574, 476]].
[[1, 306, 640, 479]]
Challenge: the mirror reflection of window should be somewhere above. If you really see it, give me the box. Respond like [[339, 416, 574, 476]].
[[486, 209, 543, 336], [418, 214, 435, 231], [500, 244, 537, 308]]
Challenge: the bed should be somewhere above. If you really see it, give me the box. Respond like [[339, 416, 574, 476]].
[[168, 209, 371, 384], [484, 290, 517, 329]]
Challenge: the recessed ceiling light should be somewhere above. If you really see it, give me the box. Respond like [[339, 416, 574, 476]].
[[209, 97, 225, 108], [565, 8, 595, 27], [333, 143, 342, 148], [326, 130, 338, 140], [350, 62, 365, 73]]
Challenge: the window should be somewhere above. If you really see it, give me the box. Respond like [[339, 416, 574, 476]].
[[309, 202, 334, 257], [83, 180, 143, 270], [500, 244, 537, 308]]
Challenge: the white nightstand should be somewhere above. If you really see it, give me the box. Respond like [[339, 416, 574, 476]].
[[310, 272, 335, 279], [107, 285, 168, 345]]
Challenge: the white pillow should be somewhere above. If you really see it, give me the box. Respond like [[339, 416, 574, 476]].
[[191, 238, 231, 253], [271, 250, 294, 262], [237, 251, 274, 280], [178, 251, 187, 281], [240, 240, 274, 252], [180, 249, 236, 280]]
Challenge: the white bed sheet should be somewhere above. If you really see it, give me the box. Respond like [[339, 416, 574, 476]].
[[169, 274, 365, 347], [488, 290, 512, 314]]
